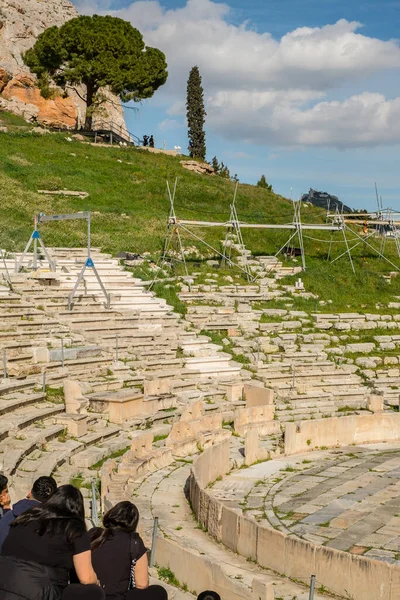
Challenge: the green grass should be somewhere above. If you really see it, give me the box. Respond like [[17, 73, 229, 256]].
[[0, 118, 298, 257], [46, 386, 64, 404], [153, 434, 168, 443], [156, 566, 180, 587], [0, 111, 399, 309], [70, 473, 84, 488], [89, 446, 130, 470]]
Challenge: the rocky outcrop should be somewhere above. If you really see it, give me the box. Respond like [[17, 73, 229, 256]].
[[180, 160, 215, 176], [0, 0, 128, 133]]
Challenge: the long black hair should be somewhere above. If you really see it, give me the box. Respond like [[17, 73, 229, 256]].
[[90, 501, 139, 551], [11, 484, 86, 544]]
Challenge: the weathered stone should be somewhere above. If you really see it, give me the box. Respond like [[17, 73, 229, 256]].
[[346, 342, 375, 353], [0, 0, 128, 132], [180, 160, 215, 175]]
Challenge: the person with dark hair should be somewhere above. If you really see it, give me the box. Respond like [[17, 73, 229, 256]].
[[89, 501, 167, 600], [0, 474, 10, 519], [0, 484, 104, 600], [143, 135, 149, 147], [0, 475, 57, 550], [149, 135, 154, 148], [197, 592, 221, 600]]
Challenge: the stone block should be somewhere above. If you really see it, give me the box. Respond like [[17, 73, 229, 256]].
[[284, 535, 315, 583], [55, 414, 88, 437], [368, 394, 384, 412], [252, 579, 274, 600], [346, 342, 375, 353], [347, 554, 391, 600], [314, 546, 351, 598], [63, 380, 89, 414], [144, 378, 172, 396], [224, 383, 244, 402], [207, 495, 223, 540], [237, 515, 257, 560], [89, 390, 145, 423], [257, 524, 285, 573], [221, 506, 239, 551], [32, 347, 50, 363], [245, 429, 259, 466], [244, 384, 274, 407], [131, 433, 153, 457]]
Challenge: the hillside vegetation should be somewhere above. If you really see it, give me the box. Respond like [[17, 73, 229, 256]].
[[0, 109, 400, 310]]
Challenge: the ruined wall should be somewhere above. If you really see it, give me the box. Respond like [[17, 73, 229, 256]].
[[190, 439, 400, 600], [285, 412, 400, 455]]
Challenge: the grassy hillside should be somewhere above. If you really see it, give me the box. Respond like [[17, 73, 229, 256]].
[[1, 109, 400, 310], [0, 110, 317, 255]]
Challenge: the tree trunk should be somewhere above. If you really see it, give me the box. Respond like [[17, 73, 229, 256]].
[[84, 81, 95, 131]]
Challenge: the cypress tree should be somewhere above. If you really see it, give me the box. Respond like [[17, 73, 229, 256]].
[[186, 66, 206, 160]]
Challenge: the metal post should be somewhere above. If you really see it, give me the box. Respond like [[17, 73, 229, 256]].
[[91, 480, 99, 527], [42, 370, 46, 393], [3, 349, 7, 379], [115, 334, 119, 362], [33, 216, 38, 270], [309, 575, 316, 600], [149, 517, 159, 567], [88, 212, 91, 260], [61, 338, 64, 368], [292, 362, 295, 391]]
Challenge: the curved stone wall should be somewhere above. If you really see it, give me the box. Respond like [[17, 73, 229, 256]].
[[285, 412, 400, 455], [190, 432, 400, 600]]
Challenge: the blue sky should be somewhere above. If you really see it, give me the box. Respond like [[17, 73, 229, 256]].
[[73, 0, 400, 211]]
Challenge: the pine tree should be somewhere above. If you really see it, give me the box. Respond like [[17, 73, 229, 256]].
[[186, 66, 206, 160], [257, 175, 272, 191], [211, 156, 220, 174], [25, 15, 167, 130]]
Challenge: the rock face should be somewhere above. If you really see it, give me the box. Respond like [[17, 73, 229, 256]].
[[180, 160, 215, 176], [0, 0, 128, 133]]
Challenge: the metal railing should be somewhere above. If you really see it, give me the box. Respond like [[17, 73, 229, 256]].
[[92, 119, 142, 146]]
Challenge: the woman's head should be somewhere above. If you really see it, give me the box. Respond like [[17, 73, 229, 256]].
[[103, 501, 139, 533], [43, 485, 85, 521], [12, 484, 86, 543], [90, 501, 140, 550]]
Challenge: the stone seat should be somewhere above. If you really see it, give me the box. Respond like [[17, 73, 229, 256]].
[[1, 404, 65, 432], [0, 392, 46, 416], [1, 424, 65, 476]]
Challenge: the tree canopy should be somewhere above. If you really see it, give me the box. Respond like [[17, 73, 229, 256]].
[[24, 15, 168, 130], [257, 175, 273, 191], [186, 66, 206, 160]]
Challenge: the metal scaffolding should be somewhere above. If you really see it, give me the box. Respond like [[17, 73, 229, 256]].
[[156, 181, 349, 283], [18, 212, 110, 309]]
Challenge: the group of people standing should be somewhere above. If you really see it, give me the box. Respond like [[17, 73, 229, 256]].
[[0, 474, 166, 600], [142, 135, 154, 148]]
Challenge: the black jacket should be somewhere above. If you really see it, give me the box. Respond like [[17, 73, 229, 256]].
[[0, 499, 40, 551], [0, 555, 63, 600]]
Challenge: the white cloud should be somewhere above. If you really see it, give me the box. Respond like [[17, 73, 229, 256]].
[[71, 0, 400, 148], [224, 151, 255, 159], [158, 118, 184, 131]]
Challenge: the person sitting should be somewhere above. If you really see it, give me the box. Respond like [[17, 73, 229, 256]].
[[197, 592, 221, 600], [0, 484, 104, 600], [0, 475, 57, 550], [90, 501, 167, 600], [0, 475, 10, 520]]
